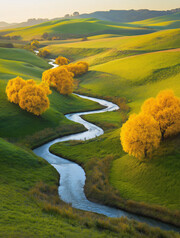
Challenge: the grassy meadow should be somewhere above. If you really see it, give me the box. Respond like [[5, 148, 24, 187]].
[[130, 12, 180, 29], [0, 13, 180, 237], [0, 18, 155, 40]]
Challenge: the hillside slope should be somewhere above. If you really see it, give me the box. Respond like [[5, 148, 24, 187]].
[[130, 12, 180, 29], [0, 47, 102, 147], [0, 18, 155, 40]]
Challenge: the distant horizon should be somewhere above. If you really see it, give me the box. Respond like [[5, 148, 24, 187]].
[[0, 0, 179, 23], [1, 7, 180, 24]]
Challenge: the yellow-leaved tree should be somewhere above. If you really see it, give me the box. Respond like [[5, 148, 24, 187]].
[[120, 113, 161, 159], [6, 76, 27, 104], [18, 82, 51, 116], [141, 90, 180, 139], [42, 66, 74, 95], [6, 77, 51, 115], [67, 61, 89, 76], [38, 49, 50, 58], [31, 40, 40, 49], [55, 56, 69, 66]]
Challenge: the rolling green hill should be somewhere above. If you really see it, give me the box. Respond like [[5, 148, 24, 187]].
[[0, 47, 102, 147], [53, 28, 180, 51], [130, 12, 180, 29], [44, 28, 180, 67], [1, 18, 155, 40]]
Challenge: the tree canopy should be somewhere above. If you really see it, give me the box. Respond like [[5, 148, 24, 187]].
[[42, 66, 74, 95], [55, 56, 69, 66], [120, 113, 161, 159], [6, 77, 51, 115], [141, 90, 180, 139]]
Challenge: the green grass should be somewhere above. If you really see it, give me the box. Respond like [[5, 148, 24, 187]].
[[50, 28, 180, 51], [92, 51, 180, 80], [44, 28, 180, 67], [130, 12, 180, 29], [1, 18, 155, 40], [110, 136, 180, 210], [77, 51, 180, 113]]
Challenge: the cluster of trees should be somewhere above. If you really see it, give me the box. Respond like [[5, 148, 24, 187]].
[[6, 77, 51, 116], [120, 90, 180, 159], [42, 67, 74, 95], [55, 56, 89, 76], [6, 56, 89, 115], [42, 56, 89, 95], [65, 61, 89, 76]]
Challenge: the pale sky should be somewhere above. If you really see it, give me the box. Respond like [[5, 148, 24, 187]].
[[0, 0, 179, 23]]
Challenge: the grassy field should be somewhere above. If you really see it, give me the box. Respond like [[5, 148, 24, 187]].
[[0, 18, 155, 41], [130, 12, 180, 29], [43, 28, 180, 66], [48, 28, 180, 51], [0, 47, 102, 147]]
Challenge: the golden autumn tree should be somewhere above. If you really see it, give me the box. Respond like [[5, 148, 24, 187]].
[[38, 49, 50, 58], [6, 76, 27, 104], [6, 77, 51, 115], [141, 90, 180, 139], [18, 82, 51, 116], [55, 56, 69, 66], [31, 40, 40, 49], [120, 113, 161, 159], [42, 66, 74, 95], [67, 61, 89, 76]]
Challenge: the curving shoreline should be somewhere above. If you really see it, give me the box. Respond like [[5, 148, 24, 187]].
[[33, 55, 179, 232]]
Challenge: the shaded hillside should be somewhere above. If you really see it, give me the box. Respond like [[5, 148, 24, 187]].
[[1, 18, 155, 40], [79, 9, 180, 23], [130, 12, 180, 29]]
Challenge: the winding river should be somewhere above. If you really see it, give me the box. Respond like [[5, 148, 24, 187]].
[[33, 56, 179, 232]]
